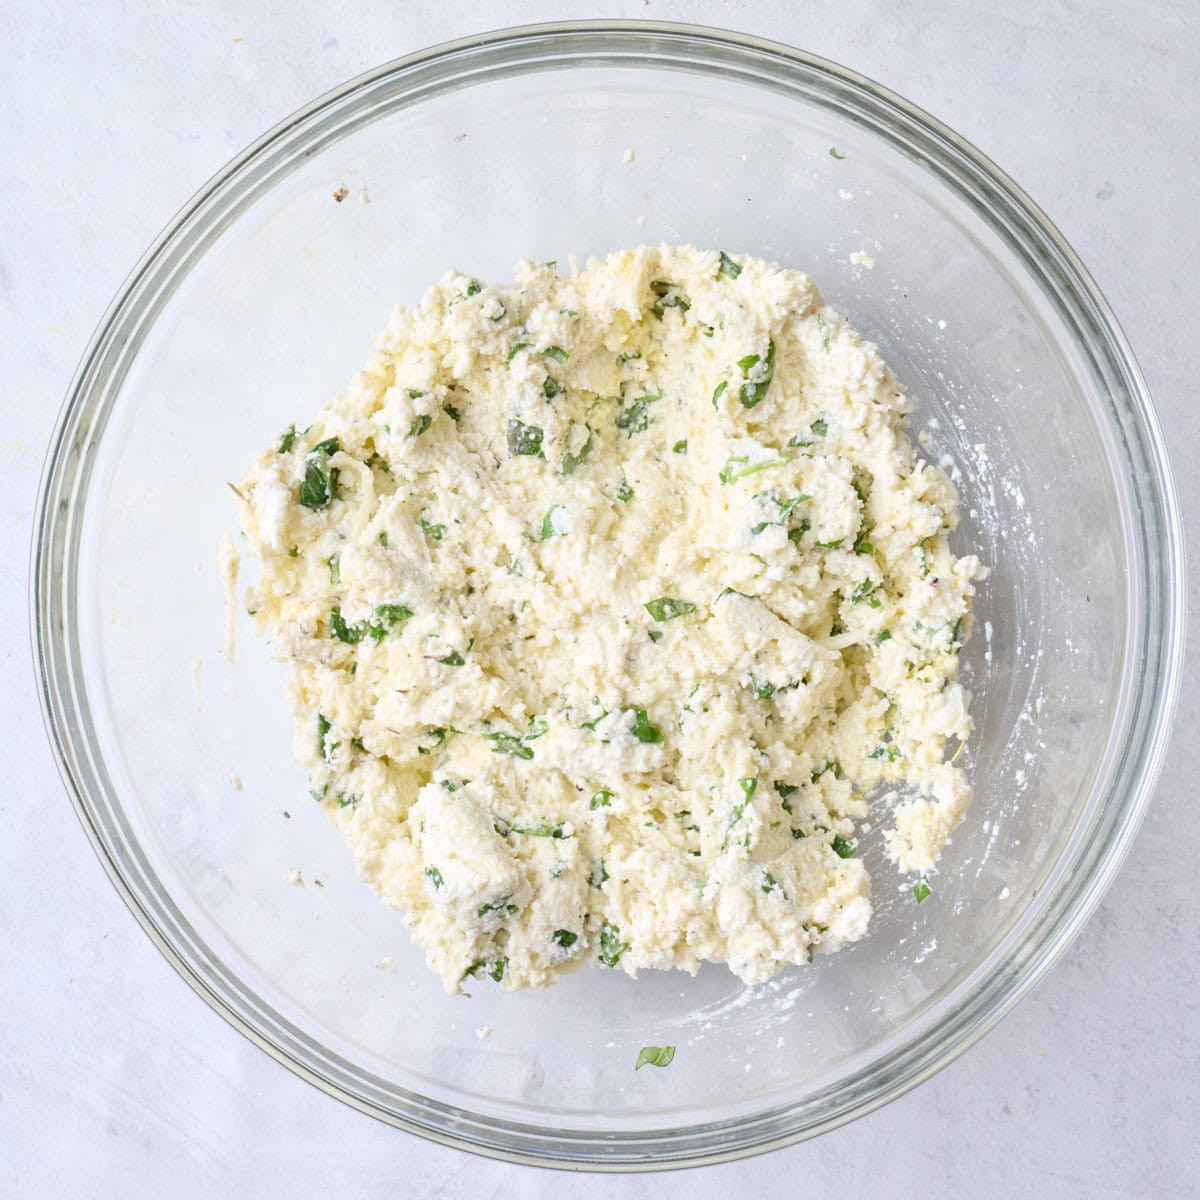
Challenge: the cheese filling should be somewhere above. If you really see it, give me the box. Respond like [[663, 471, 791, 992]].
[[233, 245, 984, 992]]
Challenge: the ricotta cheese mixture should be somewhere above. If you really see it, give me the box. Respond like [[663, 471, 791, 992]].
[[232, 246, 984, 993]]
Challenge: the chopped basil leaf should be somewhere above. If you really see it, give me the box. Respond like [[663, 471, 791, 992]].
[[438, 650, 465, 666], [542, 376, 563, 399], [647, 629, 663, 643], [378, 531, 390, 548], [718, 250, 742, 279], [649, 280, 690, 317], [644, 597, 696, 622], [734, 338, 776, 408], [489, 957, 508, 982], [327, 555, 340, 585], [510, 822, 566, 840], [875, 628, 892, 644], [477, 899, 520, 919], [552, 929, 578, 949], [287, 546, 299, 558], [486, 732, 534, 760], [831, 835, 855, 858], [599, 920, 629, 967], [774, 781, 798, 799], [409, 414, 432, 438], [913, 877, 932, 903], [317, 713, 332, 759], [506, 341, 531, 363], [712, 379, 728, 408], [829, 146, 846, 159], [635, 1045, 676, 1070], [525, 504, 566, 542], [626, 707, 665, 743], [507, 418, 544, 457], [561, 427, 594, 475], [719, 454, 793, 484], [811, 418, 829, 437], [543, 345, 569, 363], [616, 478, 634, 503], [616, 391, 661, 436], [672, 439, 688, 454], [443, 403, 461, 422], [329, 606, 362, 644], [299, 437, 340, 510], [590, 790, 613, 809], [278, 425, 297, 453], [420, 518, 446, 541], [424, 866, 444, 889]]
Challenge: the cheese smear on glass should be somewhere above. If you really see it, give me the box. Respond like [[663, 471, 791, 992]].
[[233, 246, 985, 993]]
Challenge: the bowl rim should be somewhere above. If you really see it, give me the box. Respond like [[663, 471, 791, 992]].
[[30, 18, 1186, 1171]]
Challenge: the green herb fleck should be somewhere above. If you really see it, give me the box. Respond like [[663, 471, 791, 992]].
[[718, 251, 742, 279], [913, 877, 932, 903], [875, 628, 892, 644], [409, 414, 432, 438], [649, 280, 690, 318], [299, 437, 340, 510], [443, 403, 461, 422], [543, 345, 569, 363], [626, 707, 664, 744], [486, 733, 535, 760], [489, 957, 508, 982], [831, 835, 855, 859], [635, 1045, 676, 1070], [420, 518, 446, 541], [542, 376, 563, 399], [329, 606, 362, 644], [507, 419, 544, 457], [599, 921, 629, 967], [287, 546, 299, 558], [327, 555, 340, 584], [648, 629, 663, 643], [438, 650, 465, 666], [829, 147, 846, 159], [719, 454, 793, 484], [811, 418, 829, 437], [644, 597, 696, 622], [509, 822, 566, 838], [552, 929, 578, 949], [506, 341, 531, 363], [616, 391, 661, 436], [424, 866, 444, 889], [735, 338, 777, 408], [278, 425, 297, 453], [590, 790, 613, 809], [561, 427, 594, 475], [672, 439, 688, 454], [616, 478, 634, 503]]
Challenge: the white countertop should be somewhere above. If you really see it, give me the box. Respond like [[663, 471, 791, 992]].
[[4, 1, 1197, 1195]]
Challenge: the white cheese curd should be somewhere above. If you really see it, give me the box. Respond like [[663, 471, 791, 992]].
[[233, 246, 985, 993]]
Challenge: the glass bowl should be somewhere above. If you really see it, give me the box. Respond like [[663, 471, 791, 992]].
[[32, 21, 1184, 1169]]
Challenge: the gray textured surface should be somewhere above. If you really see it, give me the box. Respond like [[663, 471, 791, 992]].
[[3, 1, 1197, 1195]]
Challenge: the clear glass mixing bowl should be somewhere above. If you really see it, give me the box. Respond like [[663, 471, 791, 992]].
[[32, 22, 1184, 1169]]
